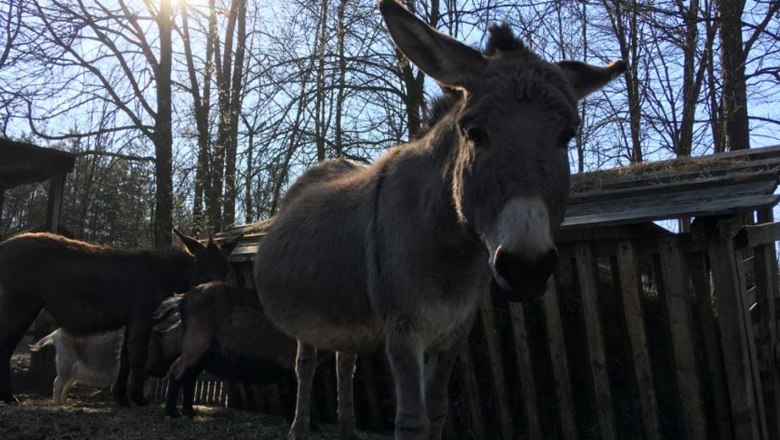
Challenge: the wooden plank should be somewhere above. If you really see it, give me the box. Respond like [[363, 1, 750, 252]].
[[457, 346, 487, 440], [735, 222, 780, 248], [615, 240, 662, 440], [480, 292, 514, 440], [569, 169, 779, 204], [45, 173, 66, 232], [541, 281, 578, 440], [574, 243, 616, 440], [657, 238, 707, 440], [755, 210, 780, 440], [568, 180, 777, 218], [708, 236, 763, 439], [508, 301, 542, 439], [563, 194, 780, 229], [735, 245, 770, 440]]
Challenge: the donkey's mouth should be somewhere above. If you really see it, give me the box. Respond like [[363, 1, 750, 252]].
[[490, 277, 550, 302]]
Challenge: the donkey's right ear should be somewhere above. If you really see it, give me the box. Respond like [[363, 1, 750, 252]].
[[172, 228, 204, 255], [557, 60, 627, 100], [379, 0, 486, 89]]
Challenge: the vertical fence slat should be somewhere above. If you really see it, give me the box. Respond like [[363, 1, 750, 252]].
[[508, 301, 541, 439], [688, 251, 733, 440], [658, 238, 706, 439], [543, 280, 578, 440], [575, 242, 616, 440], [708, 236, 763, 439], [616, 240, 662, 440], [753, 239, 780, 440], [457, 346, 486, 440], [480, 291, 514, 440]]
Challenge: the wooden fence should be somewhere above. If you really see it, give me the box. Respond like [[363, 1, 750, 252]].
[[206, 145, 780, 439], [213, 212, 778, 440]]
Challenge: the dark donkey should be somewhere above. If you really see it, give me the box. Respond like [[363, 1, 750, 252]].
[[253, 1, 626, 439], [0, 229, 241, 405]]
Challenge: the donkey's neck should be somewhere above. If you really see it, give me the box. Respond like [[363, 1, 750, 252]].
[[147, 249, 195, 294]]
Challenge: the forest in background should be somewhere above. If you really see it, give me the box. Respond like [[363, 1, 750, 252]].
[[0, 0, 778, 247]]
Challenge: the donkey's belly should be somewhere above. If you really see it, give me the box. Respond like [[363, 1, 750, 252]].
[[260, 286, 384, 353]]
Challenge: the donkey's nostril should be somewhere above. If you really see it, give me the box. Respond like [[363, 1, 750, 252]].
[[493, 247, 558, 300]]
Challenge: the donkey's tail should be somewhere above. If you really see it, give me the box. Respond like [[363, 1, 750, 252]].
[[29, 329, 59, 352]]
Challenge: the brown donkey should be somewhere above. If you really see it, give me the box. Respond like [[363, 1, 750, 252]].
[[253, 1, 626, 439], [0, 229, 240, 406]]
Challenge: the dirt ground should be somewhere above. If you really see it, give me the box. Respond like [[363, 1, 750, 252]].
[[2, 337, 390, 440]]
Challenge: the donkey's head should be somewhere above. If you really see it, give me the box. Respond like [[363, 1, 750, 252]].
[[173, 228, 242, 286], [380, 0, 625, 301]]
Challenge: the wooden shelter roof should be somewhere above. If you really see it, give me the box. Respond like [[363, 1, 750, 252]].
[[0, 138, 76, 190], [219, 145, 780, 261], [563, 144, 780, 229]]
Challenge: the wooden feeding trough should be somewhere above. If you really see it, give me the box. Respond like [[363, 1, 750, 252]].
[[218, 145, 780, 440]]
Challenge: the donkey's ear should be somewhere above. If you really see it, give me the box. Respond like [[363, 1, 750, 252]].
[[557, 60, 627, 100], [218, 234, 243, 256], [173, 228, 204, 255], [379, 0, 486, 89]]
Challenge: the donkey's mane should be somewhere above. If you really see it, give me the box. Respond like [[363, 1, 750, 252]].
[[485, 23, 525, 55]]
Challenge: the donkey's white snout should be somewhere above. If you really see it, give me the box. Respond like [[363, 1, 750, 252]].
[[486, 197, 557, 301]]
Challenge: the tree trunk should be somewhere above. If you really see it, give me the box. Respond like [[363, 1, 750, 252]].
[[334, 0, 348, 157], [182, 0, 214, 236], [716, 0, 750, 151], [221, 0, 247, 228], [153, 0, 174, 247]]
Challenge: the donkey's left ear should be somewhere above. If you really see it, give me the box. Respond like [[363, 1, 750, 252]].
[[217, 234, 243, 256], [173, 228, 204, 255], [379, 0, 486, 89], [557, 60, 627, 100]]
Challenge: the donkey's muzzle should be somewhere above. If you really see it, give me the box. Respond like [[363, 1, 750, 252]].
[[492, 247, 557, 302]]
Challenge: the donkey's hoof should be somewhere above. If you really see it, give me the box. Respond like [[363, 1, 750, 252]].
[[182, 407, 197, 418], [1, 394, 18, 404], [287, 429, 311, 440], [113, 392, 130, 407], [165, 408, 182, 418], [130, 393, 149, 407]]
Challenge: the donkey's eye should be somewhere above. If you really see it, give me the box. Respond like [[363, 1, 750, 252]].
[[465, 126, 488, 148]]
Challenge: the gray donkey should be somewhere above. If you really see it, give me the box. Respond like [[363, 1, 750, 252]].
[[253, 1, 626, 439]]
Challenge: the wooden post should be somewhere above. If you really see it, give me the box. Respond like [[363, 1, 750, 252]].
[[707, 218, 764, 439], [480, 292, 514, 440], [457, 346, 486, 440], [754, 209, 780, 440], [657, 237, 707, 440], [0, 189, 4, 232], [687, 250, 732, 440], [508, 301, 541, 439], [615, 240, 662, 440], [542, 280, 578, 440], [45, 173, 66, 232], [574, 242, 617, 440]]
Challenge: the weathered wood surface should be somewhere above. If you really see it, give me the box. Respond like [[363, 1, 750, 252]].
[[479, 293, 514, 440], [542, 281, 578, 440], [508, 301, 541, 439], [657, 238, 707, 440], [575, 243, 617, 440], [615, 240, 662, 440], [708, 234, 764, 439]]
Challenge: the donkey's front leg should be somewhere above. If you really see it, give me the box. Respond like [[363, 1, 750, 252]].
[[336, 351, 360, 440], [112, 327, 131, 406], [386, 319, 428, 440], [289, 340, 318, 440], [424, 347, 459, 440]]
